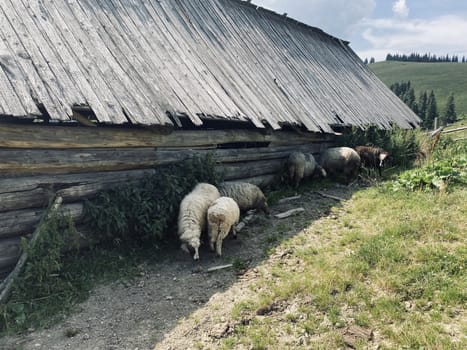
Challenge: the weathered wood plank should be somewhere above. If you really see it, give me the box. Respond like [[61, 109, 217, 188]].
[[0, 169, 155, 212], [0, 238, 21, 274], [218, 159, 284, 180], [0, 203, 84, 239], [0, 122, 332, 149], [0, 143, 332, 175], [0, 5, 64, 119], [0, 0, 72, 120]]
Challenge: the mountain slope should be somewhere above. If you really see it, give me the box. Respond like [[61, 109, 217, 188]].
[[370, 61, 467, 117]]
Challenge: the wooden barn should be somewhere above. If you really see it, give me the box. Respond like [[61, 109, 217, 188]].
[[0, 0, 420, 274]]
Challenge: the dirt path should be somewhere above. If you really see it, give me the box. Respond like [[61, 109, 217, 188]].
[[0, 185, 354, 350]]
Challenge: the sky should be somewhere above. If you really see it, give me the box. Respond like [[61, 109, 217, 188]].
[[252, 0, 467, 62]]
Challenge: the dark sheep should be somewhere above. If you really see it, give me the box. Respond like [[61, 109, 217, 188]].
[[355, 146, 389, 177]]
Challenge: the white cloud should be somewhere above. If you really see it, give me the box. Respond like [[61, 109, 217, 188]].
[[392, 0, 409, 18], [356, 15, 467, 61], [252, 0, 375, 39]]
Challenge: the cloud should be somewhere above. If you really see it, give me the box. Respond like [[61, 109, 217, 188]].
[[252, 0, 376, 39], [392, 0, 409, 18], [356, 15, 467, 60]]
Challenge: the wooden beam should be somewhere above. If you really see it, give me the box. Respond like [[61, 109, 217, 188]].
[[0, 143, 332, 175], [0, 122, 332, 149]]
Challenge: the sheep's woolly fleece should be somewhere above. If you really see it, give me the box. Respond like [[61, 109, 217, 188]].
[[219, 182, 269, 213], [177, 183, 220, 260], [207, 196, 241, 257]]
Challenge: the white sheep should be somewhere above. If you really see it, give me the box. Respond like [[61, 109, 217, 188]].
[[218, 182, 269, 214], [287, 151, 327, 188], [177, 183, 220, 260], [207, 197, 240, 257]]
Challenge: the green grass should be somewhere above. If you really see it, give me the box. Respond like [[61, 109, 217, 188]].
[[370, 61, 467, 118], [223, 184, 467, 349]]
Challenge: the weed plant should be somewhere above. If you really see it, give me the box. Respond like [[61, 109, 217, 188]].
[[85, 155, 221, 244]]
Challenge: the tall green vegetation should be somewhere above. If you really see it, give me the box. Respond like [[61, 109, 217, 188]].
[[337, 125, 421, 167], [85, 155, 221, 244]]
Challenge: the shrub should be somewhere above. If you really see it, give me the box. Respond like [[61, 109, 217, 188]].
[[336, 125, 421, 167], [84, 155, 221, 244]]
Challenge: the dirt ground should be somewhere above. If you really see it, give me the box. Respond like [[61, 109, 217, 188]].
[[0, 184, 354, 350]]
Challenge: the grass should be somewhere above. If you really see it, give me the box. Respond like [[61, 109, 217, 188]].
[[370, 61, 467, 117], [222, 183, 467, 349]]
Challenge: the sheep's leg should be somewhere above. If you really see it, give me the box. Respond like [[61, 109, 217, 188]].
[[215, 238, 223, 257], [208, 223, 217, 251], [231, 225, 237, 239], [193, 247, 200, 261]]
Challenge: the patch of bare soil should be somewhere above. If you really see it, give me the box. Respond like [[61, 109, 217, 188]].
[[0, 184, 355, 350]]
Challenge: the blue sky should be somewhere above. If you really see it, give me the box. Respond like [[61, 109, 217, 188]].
[[253, 0, 467, 62]]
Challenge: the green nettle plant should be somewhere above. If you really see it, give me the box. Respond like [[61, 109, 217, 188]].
[[84, 155, 221, 244]]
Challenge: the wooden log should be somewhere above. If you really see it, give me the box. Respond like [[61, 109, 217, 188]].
[[0, 168, 282, 215], [0, 237, 21, 276], [225, 174, 280, 188], [0, 169, 154, 212], [0, 122, 333, 149], [218, 159, 284, 180], [0, 203, 84, 239], [274, 208, 305, 219], [442, 126, 467, 134], [277, 195, 302, 203], [313, 191, 346, 201], [0, 143, 333, 175]]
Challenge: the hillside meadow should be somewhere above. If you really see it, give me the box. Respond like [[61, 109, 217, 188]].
[[370, 61, 467, 118]]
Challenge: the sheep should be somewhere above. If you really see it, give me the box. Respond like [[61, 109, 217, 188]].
[[177, 183, 220, 260], [320, 147, 361, 183], [207, 197, 240, 257], [354, 145, 389, 177], [218, 182, 269, 215], [287, 151, 327, 188]]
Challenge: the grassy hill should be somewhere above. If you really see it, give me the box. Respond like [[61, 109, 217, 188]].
[[370, 61, 467, 118]]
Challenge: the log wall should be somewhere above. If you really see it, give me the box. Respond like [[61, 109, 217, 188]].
[[0, 122, 334, 274]]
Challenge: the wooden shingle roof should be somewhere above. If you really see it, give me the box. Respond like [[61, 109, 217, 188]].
[[0, 0, 420, 131]]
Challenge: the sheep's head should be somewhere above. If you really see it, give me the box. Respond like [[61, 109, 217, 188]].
[[316, 165, 327, 178], [379, 151, 389, 168], [180, 235, 201, 260], [255, 193, 270, 215]]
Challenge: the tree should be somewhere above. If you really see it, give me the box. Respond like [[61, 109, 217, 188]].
[[442, 93, 457, 125], [363, 58, 368, 65], [425, 90, 438, 129], [369, 57, 375, 64], [418, 91, 428, 121]]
